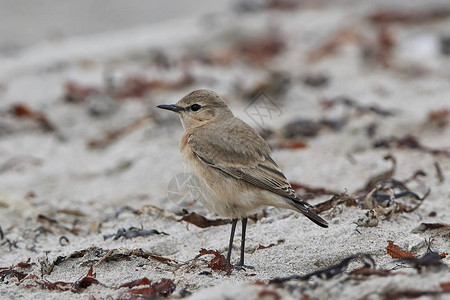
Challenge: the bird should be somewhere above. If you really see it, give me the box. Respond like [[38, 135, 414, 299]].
[[157, 89, 328, 268]]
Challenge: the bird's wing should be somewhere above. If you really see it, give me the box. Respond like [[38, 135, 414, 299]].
[[188, 119, 328, 228], [188, 120, 303, 204]]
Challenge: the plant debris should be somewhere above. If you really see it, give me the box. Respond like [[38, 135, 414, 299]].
[[194, 249, 233, 275], [434, 161, 445, 183], [179, 210, 231, 228], [112, 73, 194, 99], [374, 134, 450, 157], [103, 227, 168, 240], [359, 179, 430, 221], [256, 239, 284, 251], [313, 193, 357, 214], [118, 278, 176, 298], [386, 240, 417, 259], [399, 252, 447, 272], [361, 155, 396, 192], [1, 269, 27, 282], [320, 96, 395, 117], [270, 253, 376, 283], [368, 7, 450, 24], [10, 103, 56, 132], [411, 223, 450, 233]]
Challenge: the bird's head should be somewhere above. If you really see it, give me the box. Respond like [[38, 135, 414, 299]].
[[157, 89, 233, 129]]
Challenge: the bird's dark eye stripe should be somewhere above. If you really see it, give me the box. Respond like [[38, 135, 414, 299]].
[[190, 104, 201, 111]]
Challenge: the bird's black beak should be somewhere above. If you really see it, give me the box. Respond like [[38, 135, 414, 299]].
[[157, 104, 183, 113]]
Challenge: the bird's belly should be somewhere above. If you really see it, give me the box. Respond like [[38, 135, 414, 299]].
[[181, 160, 267, 219]]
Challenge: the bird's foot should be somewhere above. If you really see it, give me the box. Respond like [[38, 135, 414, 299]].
[[233, 263, 255, 271]]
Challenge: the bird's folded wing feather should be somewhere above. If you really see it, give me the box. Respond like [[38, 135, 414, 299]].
[[187, 121, 303, 203]]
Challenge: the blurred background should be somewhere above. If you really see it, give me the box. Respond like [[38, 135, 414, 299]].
[[0, 1, 449, 298]]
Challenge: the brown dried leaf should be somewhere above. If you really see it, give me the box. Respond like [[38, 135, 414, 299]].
[[386, 240, 417, 259], [257, 243, 276, 250], [179, 211, 230, 228], [71, 266, 99, 292], [196, 249, 233, 275], [237, 35, 285, 65], [258, 289, 281, 300], [441, 282, 450, 291], [16, 258, 34, 269], [119, 278, 176, 298], [0, 269, 27, 281], [119, 277, 152, 289], [113, 73, 194, 99], [368, 8, 450, 24], [427, 109, 449, 128], [11, 103, 56, 131]]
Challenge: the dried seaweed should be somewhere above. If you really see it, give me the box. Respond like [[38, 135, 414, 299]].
[[368, 8, 450, 24], [179, 210, 230, 228], [302, 73, 330, 88], [112, 73, 194, 99], [374, 134, 450, 157], [399, 252, 447, 272], [16, 258, 34, 269], [256, 239, 284, 251], [197, 34, 285, 66], [361, 155, 396, 193], [385, 289, 449, 300], [348, 267, 391, 277], [119, 277, 152, 288], [411, 223, 450, 234], [313, 193, 357, 214], [386, 240, 417, 259], [361, 179, 430, 215], [10, 103, 56, 132], [71, 266, 100, 292], [441, 282, 450, 292], [0, 269, 27, 282], [427, 109, 449, 129], [434, 161, 445, 183], [103, 227, 168, 240], [321, 96, 395, 117], [194, 249, 233, 275], [270, 253, 375, 283], [118, 278, 176, 298], [258, 289, 281, 300]]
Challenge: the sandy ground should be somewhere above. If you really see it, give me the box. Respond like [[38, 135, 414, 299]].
[[1, 1, 449, 299]]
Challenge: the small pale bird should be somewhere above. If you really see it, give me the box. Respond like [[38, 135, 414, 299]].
[[158, 89, 328, 268]]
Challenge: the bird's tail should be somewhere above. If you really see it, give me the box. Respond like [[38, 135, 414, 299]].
[[286, 198, 328, 228]]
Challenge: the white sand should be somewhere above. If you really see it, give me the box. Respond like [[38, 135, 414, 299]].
[[1, 1, 449, 299]]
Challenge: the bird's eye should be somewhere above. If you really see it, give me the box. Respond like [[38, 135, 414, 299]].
[[190, 104, 201, 111]]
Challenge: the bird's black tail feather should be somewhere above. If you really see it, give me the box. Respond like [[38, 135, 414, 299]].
[[287, 199, 328, 228]]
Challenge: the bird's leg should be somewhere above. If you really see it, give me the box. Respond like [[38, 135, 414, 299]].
[[226, 219, 238, 264], [234, 217, 254, 270]]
